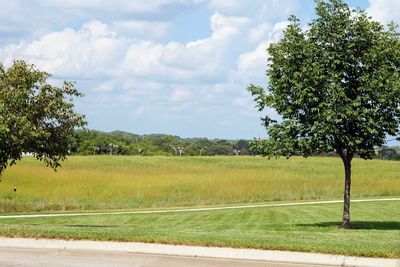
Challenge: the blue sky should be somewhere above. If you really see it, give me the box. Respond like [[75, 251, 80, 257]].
[[0, 0, 398, 140]]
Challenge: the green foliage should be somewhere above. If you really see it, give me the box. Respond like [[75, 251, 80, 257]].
[[377, 146, 400, 160], [73, 130, 251, 156], [249, 0, 400, 160], [0, 60, 86, 176]]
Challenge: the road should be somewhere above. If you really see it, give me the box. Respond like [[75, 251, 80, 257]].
[[0, 247, 323, 267]]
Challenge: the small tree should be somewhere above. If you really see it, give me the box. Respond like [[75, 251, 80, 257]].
[[0, 60, 86, 177], [248, 0, 400, 228]]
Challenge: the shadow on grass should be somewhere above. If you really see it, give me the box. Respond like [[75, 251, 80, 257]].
[[297, 221, 400, 230]]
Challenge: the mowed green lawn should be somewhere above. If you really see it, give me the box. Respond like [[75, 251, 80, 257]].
[[0, 156, 399, 212], [0, 201, 398, 258]]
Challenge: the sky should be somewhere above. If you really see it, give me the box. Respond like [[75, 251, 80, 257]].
[[0, 0, 399, 140]]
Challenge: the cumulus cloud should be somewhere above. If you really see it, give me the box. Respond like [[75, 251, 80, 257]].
[[0, 0, 206, 46], [169, 87, 192, 101], [209, 12, 251, 38], [0, 20, 127, 79], [121, 12, 251, 84], [367, 0, 400, 24], [93, 81, 116, 92], [232, 94, 251, 107], [235, 43, 267, 84], [112, 20, 169, 40], [0, 1, 299, 85], [42, 0, 204, 13], [131, 106, 146, 117], [233, 21, 289, 85], [248, 23, 273, 43], [208, 0, 310, 20], [0, 0, 312, 138]]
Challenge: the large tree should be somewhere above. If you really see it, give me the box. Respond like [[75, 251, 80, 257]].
[[248, 0, 400, 228], [0, 60, 86, 177]]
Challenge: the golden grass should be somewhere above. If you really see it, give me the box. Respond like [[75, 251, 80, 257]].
[[0, 156, 399, 212]]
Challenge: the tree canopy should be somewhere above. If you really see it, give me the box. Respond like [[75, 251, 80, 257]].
[[0, 60, 86, 176], [72, 129, 252, 156], [248, 0, 400, 227]]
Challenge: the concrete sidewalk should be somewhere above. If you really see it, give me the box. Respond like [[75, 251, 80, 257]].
[[0, 238, 398, 267]]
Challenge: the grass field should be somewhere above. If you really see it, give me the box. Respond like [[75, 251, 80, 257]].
[[0, 156, 399, 258], [0, 156, 399, 213], [0, 200, 398, 258]]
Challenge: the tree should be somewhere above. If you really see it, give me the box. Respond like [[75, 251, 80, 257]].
[[248, 0, 400, 228], [235, 139, 250, 155], [0, 60, 86, 177], [207, 143, 234, 155]]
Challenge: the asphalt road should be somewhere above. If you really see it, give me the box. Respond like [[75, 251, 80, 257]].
[[0, 247, 324, 267]]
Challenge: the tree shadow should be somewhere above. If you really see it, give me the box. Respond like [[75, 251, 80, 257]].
[[297, 221, 400, 230]]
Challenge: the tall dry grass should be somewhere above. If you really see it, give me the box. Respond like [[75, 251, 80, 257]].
[[0, 156, 398, 212]]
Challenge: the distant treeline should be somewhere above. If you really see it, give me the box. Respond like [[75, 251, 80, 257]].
[[71, 130, 253, 156], [69, 129, 400, 159], [376, 146, 400, 160]]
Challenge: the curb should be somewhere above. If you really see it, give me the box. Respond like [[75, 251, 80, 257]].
[[0, 238, 398, 267]]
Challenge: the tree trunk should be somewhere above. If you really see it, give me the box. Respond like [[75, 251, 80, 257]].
[[340, 152, 353, 229]]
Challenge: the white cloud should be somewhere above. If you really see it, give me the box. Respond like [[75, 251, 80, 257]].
[[169, 87, 192, 101], [42, 0, 205, 14], [112, 20, 169, 40], [209, 12, 251, 39], [0, 0, 207, 46], [131, 106, 145, 117], [232, 94, 251, 107], [367, 0, 400, 24], [236, 42, 267, 82], [171, 101, 193, 111], [248, 23, 273, 43], [121, 12, 250, 84], [0, 0, 310, 138], [93, 81, 115, 92], [121, 79, 163, 92], [208, 0, 304, 19], [233, 21, 289, 85], [0, 3, 292, 88], [0, 20, 127, 79]]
